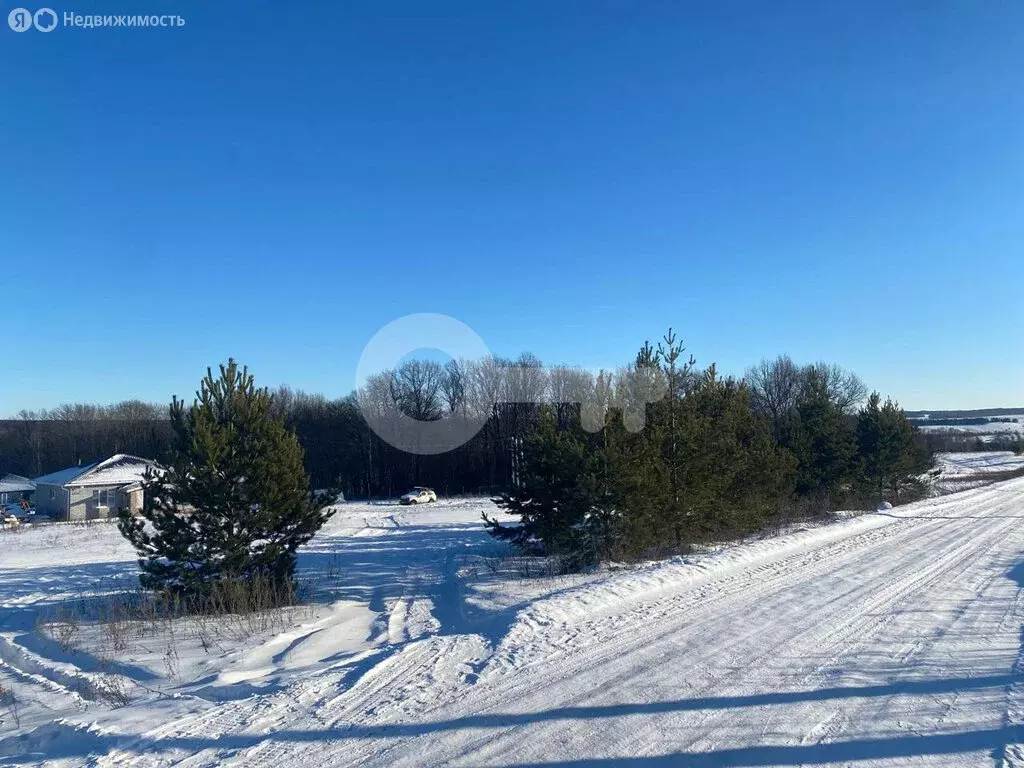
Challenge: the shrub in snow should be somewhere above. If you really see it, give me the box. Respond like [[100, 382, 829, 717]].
[[876, 501, 893, 512]]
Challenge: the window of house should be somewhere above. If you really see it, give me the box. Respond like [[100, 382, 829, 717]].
[[91, 489, 115, 506]]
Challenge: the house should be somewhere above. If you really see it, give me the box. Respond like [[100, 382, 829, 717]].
[[0, 474, 35, 506], [33, 454, 158, 521]]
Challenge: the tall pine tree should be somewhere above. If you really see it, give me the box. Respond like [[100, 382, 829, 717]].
[[118, 360, 336, 599]]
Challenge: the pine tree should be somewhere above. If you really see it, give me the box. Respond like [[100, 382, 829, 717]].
[[487, 333, 797, 565], [610, 342, 674, 555], [784, 367, 856, 510], [653, 329, 696, 548], [118, 360, 336, 600], [677, 370, 795, 541], [483, 408, 613, 569], [856, 393, 933, 503]]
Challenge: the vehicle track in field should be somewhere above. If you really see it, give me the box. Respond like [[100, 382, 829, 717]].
[[98, 481, 1024, 768]]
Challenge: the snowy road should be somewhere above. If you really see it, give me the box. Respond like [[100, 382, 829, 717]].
[[5, 480, 1024, 766], [88, 480, 1024, 767]]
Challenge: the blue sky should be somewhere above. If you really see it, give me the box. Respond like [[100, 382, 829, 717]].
[[2, 1, 1022, 413]]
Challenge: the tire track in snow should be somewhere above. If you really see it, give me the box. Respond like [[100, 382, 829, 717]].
[[98, 482, 1024, 768], [348, 481, 1024, 767]]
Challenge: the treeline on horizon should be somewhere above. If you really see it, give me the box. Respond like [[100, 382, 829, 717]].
[[905, 407, 1024, 419], [0, 331, 1001, 511], [911, 417, 1020, 426]]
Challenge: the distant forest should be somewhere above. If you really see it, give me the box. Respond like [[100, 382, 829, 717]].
[[0, 347, 1015, 500], [916, 431, 1024, 454], [909, 417, 1020, 427], [0, 361, 593, 497], [0, 393, 503, 497], [905, 410, 1024, 455]]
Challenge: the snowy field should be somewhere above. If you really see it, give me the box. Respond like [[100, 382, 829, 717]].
[[2, 481, 1024, 766], [913, 415, 1024, 438], [935, 452, 1024, 476], [930, 451, 1024, 495], [913, 416, 1024, 437]]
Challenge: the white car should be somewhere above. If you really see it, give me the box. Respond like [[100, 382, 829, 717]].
[[399, 487, 437, 505]]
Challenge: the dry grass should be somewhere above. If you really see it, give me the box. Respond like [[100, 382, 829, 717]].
[[933, 466, 1024, 497], [0, 684, 21, 728], [38, 575, 317, 658], [31, 575, 322, 708], [92, 674, 133, 708]]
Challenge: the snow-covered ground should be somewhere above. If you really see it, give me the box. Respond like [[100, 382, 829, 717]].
[[914, 417, 1024, 436], [3, 482, 1024, 766], [936, 452, 1024, 476], [930, 451, 1024, 495]]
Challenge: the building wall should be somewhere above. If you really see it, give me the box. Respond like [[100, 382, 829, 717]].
[[68, 487, 92, 520], [69, 485, 128, 521], [31, 485, 141, 521], [35, 483, 68, 518]]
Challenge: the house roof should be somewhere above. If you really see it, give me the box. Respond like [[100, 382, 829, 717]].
[[1, 474, 32, 483], [67, 454, 157, 487], [33, 463, 99, 486], [0, 474, 36, 494], [33, 454, 158, 488]]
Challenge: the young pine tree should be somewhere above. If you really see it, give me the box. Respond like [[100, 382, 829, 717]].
[[677, 369, 795, 542], [118, 360, 336, 600], [652, 330, 697, 549], [856, 393, 934, 504], [484, 407, 615, 568]]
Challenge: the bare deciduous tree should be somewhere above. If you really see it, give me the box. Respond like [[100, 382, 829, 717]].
[[807, 362, 869, 414], [503, 353, 548, 404], [389, 360, 444, 422], [468, 356, 506, 418], [440, 359, 468, 415], [745, 355, 803, 432], [549, 365, 595, 428]]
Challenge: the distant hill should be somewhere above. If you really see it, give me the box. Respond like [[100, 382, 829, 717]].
[[905, 408, 1024, 420]]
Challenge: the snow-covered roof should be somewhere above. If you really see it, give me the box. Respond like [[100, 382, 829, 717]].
[[34, 463, 98, 486], [34, 455, 159, 489], [0, 474, 35, 494], [66, 454, 158, 488]]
